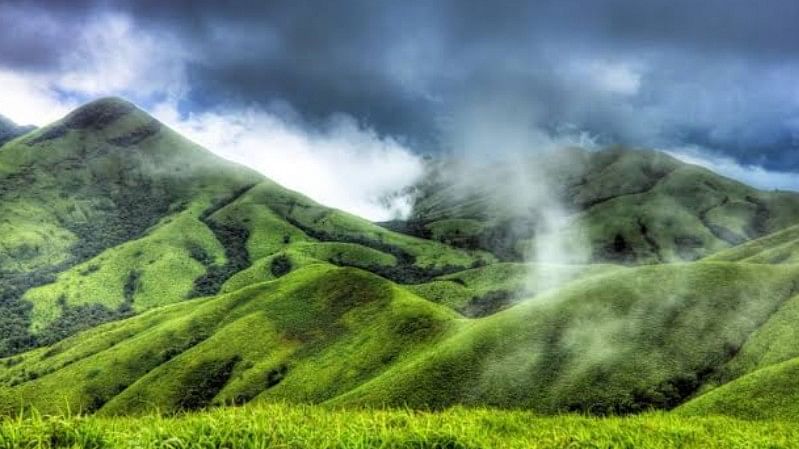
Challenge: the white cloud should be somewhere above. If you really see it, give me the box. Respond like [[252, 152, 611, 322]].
[[154, 102, 424, 221], [568, 59, 643, 96], [57, 14, 188, 99], [0, 70, 78, 125], [665, 146, 799, 192], [0, 13, 185, 126]]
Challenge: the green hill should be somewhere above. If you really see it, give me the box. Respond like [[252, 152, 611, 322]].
[[3, 97, 799, 424], [0, 97, 488, 357], [678, 355, 799, 421], [391, 148, 799, 263], [3, 259, 799, 415], [703, 222, 799, 264]]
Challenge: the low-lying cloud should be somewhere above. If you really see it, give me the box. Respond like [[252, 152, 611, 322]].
[[155, 102, 424, 221]]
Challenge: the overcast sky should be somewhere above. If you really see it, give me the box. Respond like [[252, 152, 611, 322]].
[[1, 0, 799, 218]]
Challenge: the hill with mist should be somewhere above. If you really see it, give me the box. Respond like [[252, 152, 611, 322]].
[[387, 148, 799, 263], [2, 98, 799, 420]]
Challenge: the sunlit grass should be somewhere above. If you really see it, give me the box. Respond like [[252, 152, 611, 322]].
[[1, 403, 798, 448]]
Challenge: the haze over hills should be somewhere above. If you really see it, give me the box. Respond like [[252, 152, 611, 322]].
[[2, 98, 799, 421], [388, 149, 799, 263]]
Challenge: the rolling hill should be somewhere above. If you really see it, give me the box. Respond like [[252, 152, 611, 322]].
[[390, 148, 799, 263], [2, 97, 799, 422]]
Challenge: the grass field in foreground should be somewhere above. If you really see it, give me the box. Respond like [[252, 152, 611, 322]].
[[1, 404, 798, 449]]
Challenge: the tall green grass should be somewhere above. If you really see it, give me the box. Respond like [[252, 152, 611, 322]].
[[2, 403, 798, 448]]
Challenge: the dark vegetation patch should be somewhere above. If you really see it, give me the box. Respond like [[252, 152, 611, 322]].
[[188, 224, 250, 297], [107, 119, 161, 146], [595, 233, 636, 264], [458, 290, 518, 318], [744, 195, 770, 238], [393, 314, 445, 339], [79, 264, 100, 276], [566, 282, 799, 415], [230, 364, 289, 405], [697, 196, 746, 246], [637, 218, 662, 262], [565, 353, 732, 416], [178, 356, 241, 411], [382, 218, 530, 262], [27, 99, 136, 145], [674, 235, 704, 261], [265, 364, 288, 389], [0, 271, 46, 356], [123, 271, 140, 304], [186, 243, 213, 267], [283, 210, 482, 283], [0, 147, 175, 356], [188, 186, 256, 298], [83, 382, 130, 414], [270, 255, 293, 278], [37, 295, 135, 348], [768, 252, 792, 264], [573, 163, 675, 211], [157, 334, 209, 365], [379, 219, 432, 239]]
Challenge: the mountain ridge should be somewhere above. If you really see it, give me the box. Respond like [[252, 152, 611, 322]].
[[386, 147, 799, 263]]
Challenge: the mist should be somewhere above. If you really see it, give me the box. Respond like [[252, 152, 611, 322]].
[[436, 91, 592, 295], [154, 102, 424, 221]]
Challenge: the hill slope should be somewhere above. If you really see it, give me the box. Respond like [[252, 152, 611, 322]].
[[3, 259, 798, 415], [0, 97, 488, 357], [390, 148, 799, 263]]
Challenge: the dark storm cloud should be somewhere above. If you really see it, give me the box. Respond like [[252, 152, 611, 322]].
[[2, 0, 799, 168]]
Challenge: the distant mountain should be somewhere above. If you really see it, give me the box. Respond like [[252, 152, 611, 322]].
[[387, 148, 799, 263], [2, 98, 799, 419], [0, 115, 35, 147]]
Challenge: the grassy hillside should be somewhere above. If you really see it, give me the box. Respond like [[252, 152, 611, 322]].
[[333, 262, 799, 413], [0, 264, 459, 415], [0, 98, 260, 355], [0, 98, 488, 357], [394, 147, 799, 263], [4, 404, 799, 449], [679, 356, 799, 421], [704, 223, 799, 263], [2, 259, 797, 416]]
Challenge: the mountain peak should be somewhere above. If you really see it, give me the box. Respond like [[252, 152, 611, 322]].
[[26, 97, 156, 146], [61, 97, 138, 131]]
